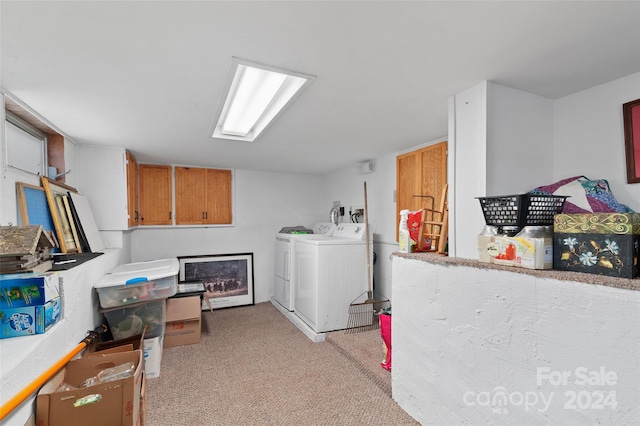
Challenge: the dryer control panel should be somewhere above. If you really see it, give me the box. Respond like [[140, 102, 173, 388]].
[[333, 223, 367, 240]]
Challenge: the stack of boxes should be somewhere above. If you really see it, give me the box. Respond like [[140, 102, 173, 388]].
[[93, 258, 179, 378], [477, 194, 568, 270], [164, 281, 205, 348], [0, 272, 61, 339], [477, 194, 639, 279]]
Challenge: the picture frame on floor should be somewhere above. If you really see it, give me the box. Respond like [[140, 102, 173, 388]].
[[178, 253, 254, 310]]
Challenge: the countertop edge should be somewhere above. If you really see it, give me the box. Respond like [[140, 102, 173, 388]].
[[393, 252, 640, 292]]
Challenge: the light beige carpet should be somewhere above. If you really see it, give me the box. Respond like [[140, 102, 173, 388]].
[[146, 302, 417, 425]]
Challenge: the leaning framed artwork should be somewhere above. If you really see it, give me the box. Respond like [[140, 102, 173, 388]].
[[40, 176, 80, 253], [178, 253, 254, 310]]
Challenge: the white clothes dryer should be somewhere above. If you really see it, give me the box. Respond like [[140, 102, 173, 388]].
[[292, 223, 371, 333]]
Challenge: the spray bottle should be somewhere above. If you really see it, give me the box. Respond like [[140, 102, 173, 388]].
[[398, 209, 410, 253]]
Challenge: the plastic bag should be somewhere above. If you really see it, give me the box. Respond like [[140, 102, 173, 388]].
[[380, 312, 392, 371]]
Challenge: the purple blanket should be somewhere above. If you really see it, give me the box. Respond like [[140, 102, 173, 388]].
[[530, 176, 634, 213]]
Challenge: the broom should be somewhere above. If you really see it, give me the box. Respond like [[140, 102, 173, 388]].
[[346, 181, 390, 333]]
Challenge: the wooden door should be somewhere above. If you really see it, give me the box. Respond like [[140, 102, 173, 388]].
[[396, 141, 447, 239], [126, 151, 139, 227], [175, 167, 205, 225], [204, 169, 232, 224], [139, 164, 172, 225], [419, 142, 448, 211]]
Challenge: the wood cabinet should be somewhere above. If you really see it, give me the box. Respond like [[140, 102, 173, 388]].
[[396, 141, 447, 239], [126, 152, 139, 227], [139, 164, 172, 225], [175, 167, 232, 225]]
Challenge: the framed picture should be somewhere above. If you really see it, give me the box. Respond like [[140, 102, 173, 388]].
[[40, 176, 80, 253], [623, 98, 640, 184], [15, 182, 60, 251], [178, 253, 254, 310]]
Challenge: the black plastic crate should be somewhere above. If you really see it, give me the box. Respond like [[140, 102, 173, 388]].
[[477, 194, 568, 227]]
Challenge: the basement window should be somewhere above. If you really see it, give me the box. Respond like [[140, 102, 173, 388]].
[[5, 112, 46, 176], [211, 58, 315, 142]]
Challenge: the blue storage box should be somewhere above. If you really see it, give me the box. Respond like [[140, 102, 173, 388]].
[[0, 296, 61, 339], [0, 272, 60, 309]]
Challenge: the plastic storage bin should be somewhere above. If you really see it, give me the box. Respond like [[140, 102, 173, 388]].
[[101, 299, 166, 339], [94, 258, 179, 308], [476, 194, 568, 228]]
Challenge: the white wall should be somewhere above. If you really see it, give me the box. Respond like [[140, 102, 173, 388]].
[[449, 82, 489, 259], [553, 72, 640, 211], [392, 257, 640, 425], [487, 82, 555, 195], [130, 169, 326, 304]]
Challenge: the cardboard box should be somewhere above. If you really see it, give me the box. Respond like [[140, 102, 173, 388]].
[[0, 296, 61, 339], [478, 235, 553, 269], [143, 336, 163, 379], [0, 272, 59, 308], [164, 296, 201, 348], [553, 213, 639, 279], [36, 349, 143, 426], [139, 374, 147, 426], [93, 333, 144, 354]]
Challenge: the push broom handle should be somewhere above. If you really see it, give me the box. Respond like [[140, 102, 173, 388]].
[[364, 181, 373, 299], [0, 331, 98, 421]]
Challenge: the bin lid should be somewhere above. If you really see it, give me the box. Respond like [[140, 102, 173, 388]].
[[94, 258, 179, 289]]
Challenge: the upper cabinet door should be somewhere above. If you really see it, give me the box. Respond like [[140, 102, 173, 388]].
[[203, 168, 232, 224], [126, 151, 139, 227], [175, 166, 206, 225], [175, 167, 232, 225], [139, 164, 172, 225], [76, 145, 129, 231]]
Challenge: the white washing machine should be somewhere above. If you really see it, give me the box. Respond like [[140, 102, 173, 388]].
[[293, 223, 371, 333], [274, 223, 336, 311]]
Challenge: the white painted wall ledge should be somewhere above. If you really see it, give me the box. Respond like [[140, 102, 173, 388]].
[[392, 255, 640, 425]]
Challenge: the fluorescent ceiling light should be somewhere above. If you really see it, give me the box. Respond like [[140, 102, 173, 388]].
[[212, 58, 315, 142]]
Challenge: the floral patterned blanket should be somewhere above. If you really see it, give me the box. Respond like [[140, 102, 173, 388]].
[[530, 175, 635, 214]]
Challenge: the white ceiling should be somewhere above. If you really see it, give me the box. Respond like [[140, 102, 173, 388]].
[[2, 1, 639, 175]]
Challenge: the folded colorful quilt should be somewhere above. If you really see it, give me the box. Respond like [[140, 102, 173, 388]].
[[530, 175, 634, 213]]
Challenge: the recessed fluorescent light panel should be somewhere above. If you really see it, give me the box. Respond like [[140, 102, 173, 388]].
[[211, 58, 315, 142]]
